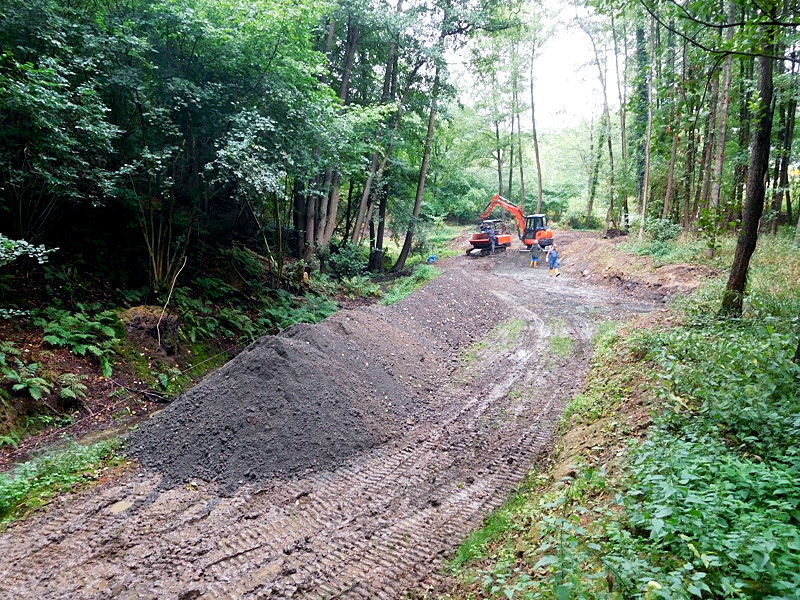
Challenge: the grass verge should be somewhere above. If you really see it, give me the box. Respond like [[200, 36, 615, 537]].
[[0, 439, 125, 530], [381, 264, 442, 305]]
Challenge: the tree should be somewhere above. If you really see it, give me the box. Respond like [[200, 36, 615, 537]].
[[721, 20, 776, 315]]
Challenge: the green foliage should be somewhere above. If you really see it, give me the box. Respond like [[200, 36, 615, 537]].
[[338, 276, 382, 299], [0, 439, 123, 528], [0, 430, 22, 449], [328, 243, 368, 280], [565, 210, 602, 230], [34, 308, 121, 377], [57, 373, 88, 402], [4, 362, 53, 401], [381, 264, 441, 305], [1, 342, 55, 401], [645, 218, 682, 243], [258, 293, 337, 332], [0, 234, 55, 267]]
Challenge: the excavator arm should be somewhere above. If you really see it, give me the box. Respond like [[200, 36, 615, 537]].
[[480, 194, 526, 238]]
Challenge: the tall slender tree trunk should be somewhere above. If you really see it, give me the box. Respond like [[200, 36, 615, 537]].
[[394, 67, 440, 272], [586, 115, 605, 227], [494, 121, 504, 196], [697, 70, 720, 217], [705, 1, 735, 254], [634, 20, 648, 214], [515, 86, 526, 211], [351, 152, 380, 245], [581, 22, 615, 234], [721, 22, 776, 315], [530, 41, 544, 213], [683, 105, 697, 232], [638, 17, 654, 240], [710, 7, 734, 217], [663, 36, 684, 218], [611, 11, 627, 162], [369, 181, 389, 270], [343, 179, 355, 242], [507, 120, 514, 202]]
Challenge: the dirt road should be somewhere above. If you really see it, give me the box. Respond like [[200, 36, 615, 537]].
[[0, 233, 662, 599]]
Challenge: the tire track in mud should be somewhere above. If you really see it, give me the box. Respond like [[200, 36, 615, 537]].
[[0, 251, 654, 599]]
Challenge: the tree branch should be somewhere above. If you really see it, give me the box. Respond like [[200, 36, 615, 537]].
[[637, 0, 798, 63]]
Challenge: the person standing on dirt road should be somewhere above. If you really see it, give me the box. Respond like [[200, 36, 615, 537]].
[[547, 245, 560, 277]]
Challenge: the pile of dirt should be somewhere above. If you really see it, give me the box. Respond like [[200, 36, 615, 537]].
[[126, 310, 442, 493], [127, 268, 507, 494]]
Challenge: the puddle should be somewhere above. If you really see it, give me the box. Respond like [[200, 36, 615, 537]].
[[108, 500, 133, 515]]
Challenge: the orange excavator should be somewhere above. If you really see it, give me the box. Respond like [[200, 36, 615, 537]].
[[467, 194, 553, 257]]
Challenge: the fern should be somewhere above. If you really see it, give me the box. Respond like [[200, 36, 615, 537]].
[[35, 309, 120, 377], [58, 373, 88, 401], [5, 363, 53, 401]]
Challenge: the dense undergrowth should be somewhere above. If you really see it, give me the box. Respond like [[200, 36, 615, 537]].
[[0, 439, 124, 531], [442, 230, 800, 599]]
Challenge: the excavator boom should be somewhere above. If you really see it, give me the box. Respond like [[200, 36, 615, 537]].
[[480, 194, 526, 238]]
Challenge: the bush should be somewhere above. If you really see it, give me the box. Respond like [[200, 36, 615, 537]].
[[327, 243, 366, 280], [645, 217, 682, 242], [565, 209, 602, 230], [33, 308, 122, 377]]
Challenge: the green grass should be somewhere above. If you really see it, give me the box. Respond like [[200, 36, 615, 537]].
[[549, 335, 572, 358], [0, 439, 124, 529], [462, 318, 528, 365], [381, 264, 441, 305], [449, 474, 542, 570]]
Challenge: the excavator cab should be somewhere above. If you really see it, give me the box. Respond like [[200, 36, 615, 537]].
[[523, 214, 553, 248]]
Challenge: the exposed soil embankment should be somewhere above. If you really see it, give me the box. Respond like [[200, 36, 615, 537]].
[[557, 232, 719, 300]]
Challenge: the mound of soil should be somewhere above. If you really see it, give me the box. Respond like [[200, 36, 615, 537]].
[[127, 310, 442, 494], [127, 268, 506, 494]]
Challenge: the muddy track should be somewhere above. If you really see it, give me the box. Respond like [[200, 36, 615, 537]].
[[0, 241, 658, 599]]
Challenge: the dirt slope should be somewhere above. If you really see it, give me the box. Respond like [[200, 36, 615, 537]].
[[0, 233, 709, 599]]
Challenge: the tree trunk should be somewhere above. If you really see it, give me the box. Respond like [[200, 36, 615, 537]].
[[721, 24, 776, 315], [368, 181, 389, 271], [710, 3, 734, 218], [516, 85, 526, 211], [581, 21, 615, 235], [343, 179, 355, 242], [494, 120, 504, 196], [507, 122, 514, 202], [611, 10, 627, 162], [530, 41, 544, 213], [638, 17, 654, 240], [698, 70, 720, 215], [292, 179, 306, 256], [351, 152, 380, 245], [663, 132, 680, 218], [683, 115, 697, 232], [634, 21, 648, 212], [586, 115, 604, 227], [393, 67, 440, 272]]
